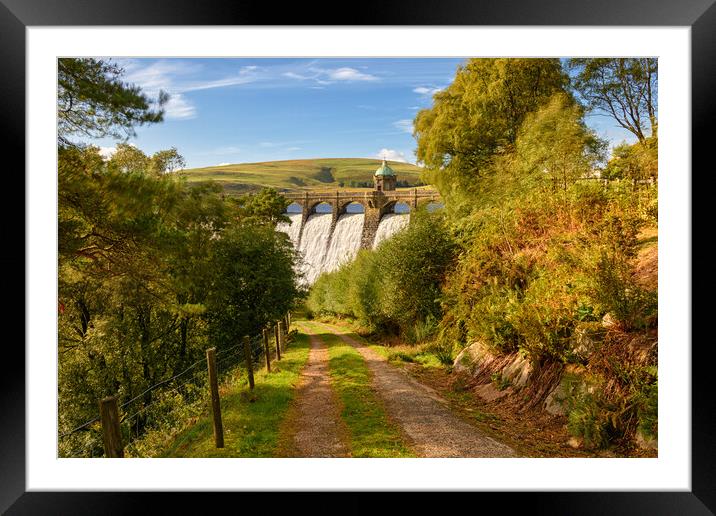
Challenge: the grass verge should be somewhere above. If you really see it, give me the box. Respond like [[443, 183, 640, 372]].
[[161, 333, 310, 457]]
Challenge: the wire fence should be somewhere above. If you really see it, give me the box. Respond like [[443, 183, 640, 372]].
[[58, 314, 291, 458]]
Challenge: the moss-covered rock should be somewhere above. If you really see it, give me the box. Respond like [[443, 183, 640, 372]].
[[544, 365, 592, 416], [452, 340, 496, 376], [452, 341, 533, 390], [501, 353, 533, 388]]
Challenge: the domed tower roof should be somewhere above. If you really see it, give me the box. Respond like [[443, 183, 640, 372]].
[[374, 159, 396, 177]]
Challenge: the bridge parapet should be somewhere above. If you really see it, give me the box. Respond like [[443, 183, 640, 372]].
[[283, 188, 441, 208]]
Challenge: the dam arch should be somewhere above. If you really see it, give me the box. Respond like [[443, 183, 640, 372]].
[[286, 201, 302, 213], [309, 201, 334, 214], [339, 200, 366, 215], [380, 200, 410, 216]]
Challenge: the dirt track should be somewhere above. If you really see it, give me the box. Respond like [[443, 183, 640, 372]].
[[302, 321, 515, 458], [280, 331, 350, 457]]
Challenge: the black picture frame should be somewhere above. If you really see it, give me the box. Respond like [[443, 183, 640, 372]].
[[3, 0, 711, 513]]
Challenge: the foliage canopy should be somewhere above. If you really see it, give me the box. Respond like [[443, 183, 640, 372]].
[[58, 58, 167, 145]]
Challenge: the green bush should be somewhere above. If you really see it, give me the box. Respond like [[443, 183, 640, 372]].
[[590, 251, 657, 330], [636, 373, 658, 439], [566, 391, 614, 449], [467, 284, 520, 354], [426, 339, 455, 366], [376, 209, 456, 335], [308, 208, 455, 340], [346, 250, 385, 331], [405, 314, 439, 344], [508, 271, 585, 361]]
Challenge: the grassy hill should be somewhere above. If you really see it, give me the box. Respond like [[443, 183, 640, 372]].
[[179, 158, 425, 195]]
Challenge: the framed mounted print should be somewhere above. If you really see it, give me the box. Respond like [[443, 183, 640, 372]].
[[4, 0, 712, 513]]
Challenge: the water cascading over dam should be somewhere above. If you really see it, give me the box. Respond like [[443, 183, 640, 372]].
[[323, 213, 365, 274], [372, 213, 409, 249], [276, 212, 302, 246], [277, 211, 409, 285], [296, 213, 333, 285]]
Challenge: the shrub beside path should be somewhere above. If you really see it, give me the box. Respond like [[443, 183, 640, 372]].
[[313, 321, 516, 458]]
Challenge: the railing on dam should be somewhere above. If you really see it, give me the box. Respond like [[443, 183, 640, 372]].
[[282, 188, 442, 202]]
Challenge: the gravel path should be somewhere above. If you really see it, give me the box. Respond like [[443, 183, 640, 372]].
[[282, 331, 350, 457], [316, 322, 515, 458]]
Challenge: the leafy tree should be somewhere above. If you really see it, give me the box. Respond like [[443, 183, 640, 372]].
[[107, 143, 151, 174], [234, 187, 291, 225], [375, 209, 455, 337], [568, 58, 658, 142], [151, 147, 187, 174], [602, 137, 658, 181], [58, 143, 231, 453], [514, 93, 606, 192], [58, 58, 167, 145], [106, 143, 188, 176], [414, 58, 568, 198], [204, 225, 300, 347]]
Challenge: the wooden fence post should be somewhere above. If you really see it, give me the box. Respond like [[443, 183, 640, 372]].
[[274, 324, 281, 361], [99, 396, 124, 458], [263, 328, 271, 372], [206, 348, 224, 448], [278, 321, 285, 352], [243, 335, 255, 390]]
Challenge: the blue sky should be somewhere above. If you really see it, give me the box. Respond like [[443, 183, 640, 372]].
[[90, 58, 637, 168]]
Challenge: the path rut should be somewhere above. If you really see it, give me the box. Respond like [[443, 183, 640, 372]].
[[282, 331, 349, 457]]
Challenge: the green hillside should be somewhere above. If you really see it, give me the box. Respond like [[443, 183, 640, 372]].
[[179, 158, 425, 194]]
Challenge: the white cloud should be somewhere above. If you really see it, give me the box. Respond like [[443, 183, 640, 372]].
[[163, 93, 197, 120], [215, 162, 231, 166], [393, 119, 414, 134], [121, 61, 198, 120], [256, 140, 309, 150], [283, 71, 310, 80], [413, 86, 444, 96], [181, 66, 260, 92], [97, 143, 138, 160], [98, 146, 118, 160], [327, 67, 378, 82], [119, 59, 262, 120], [283, 65, 380, 86], [181, 76, 256, 92], [373, 148, 408, 163]]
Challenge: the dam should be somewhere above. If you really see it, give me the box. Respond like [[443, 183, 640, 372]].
[[276, 160, 441, 284]]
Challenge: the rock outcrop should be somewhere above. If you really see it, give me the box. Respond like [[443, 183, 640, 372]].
[[452, 341, 533, 401]]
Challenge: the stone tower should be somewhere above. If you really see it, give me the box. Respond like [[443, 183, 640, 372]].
[[373, 159, 397, 191]]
